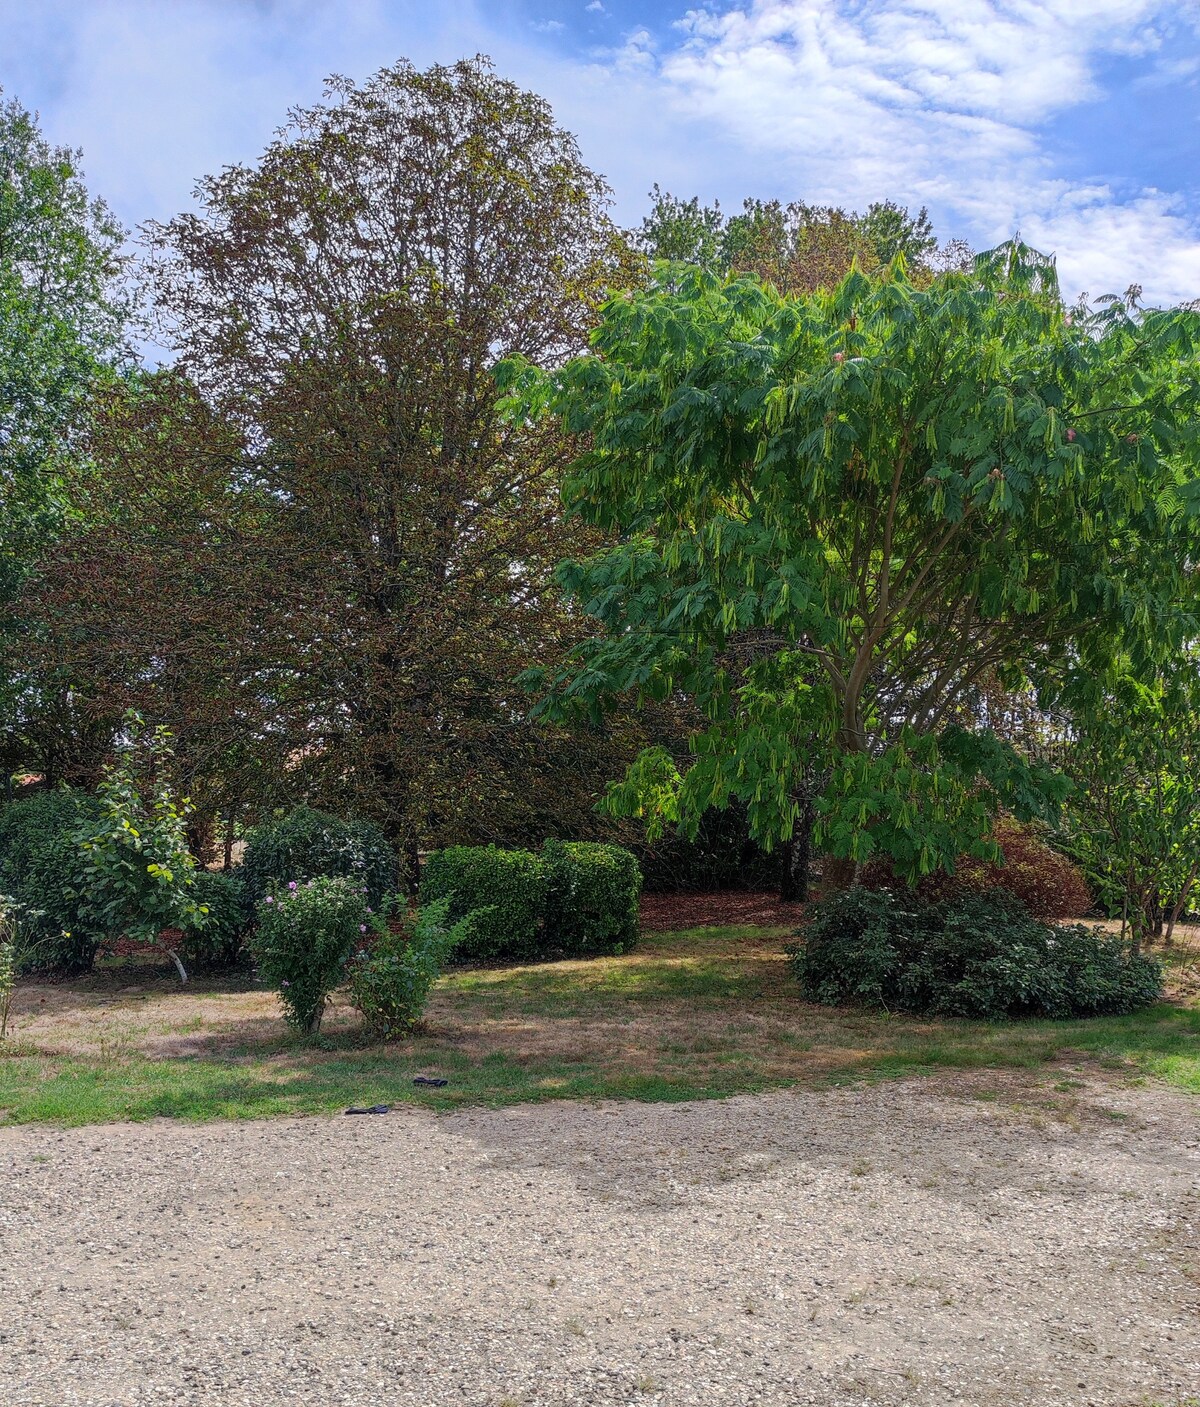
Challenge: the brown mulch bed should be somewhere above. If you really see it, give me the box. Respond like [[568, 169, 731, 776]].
[[638, 889, 806, 932]]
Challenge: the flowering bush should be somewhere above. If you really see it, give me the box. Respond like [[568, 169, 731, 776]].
[[249, 875, 367, 1034], [349, 898, 473, 1040]]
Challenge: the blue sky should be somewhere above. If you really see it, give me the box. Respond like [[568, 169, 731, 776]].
[[1, 0, 1198, 304]]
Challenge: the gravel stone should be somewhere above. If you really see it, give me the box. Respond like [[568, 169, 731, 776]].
[[2, 1074, 1198, 1405]]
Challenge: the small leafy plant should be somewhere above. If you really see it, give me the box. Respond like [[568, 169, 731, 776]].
[[75, 711, 207, 980], [250, 875, 366, 1034], [349, 898, 474, 1040]]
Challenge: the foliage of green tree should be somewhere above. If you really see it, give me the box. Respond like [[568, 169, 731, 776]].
[[637, 190, 941, 290], [0, 93, 128, 779], [504, 246, 1200, 882], [1064, 662, 1200, 948], [75, 712, 206, 979]]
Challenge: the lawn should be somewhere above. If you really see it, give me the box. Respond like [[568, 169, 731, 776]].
[[2, 920, 1199, 1127]]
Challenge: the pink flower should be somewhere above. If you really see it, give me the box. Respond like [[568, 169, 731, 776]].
[[832, 352, 845, 363], [264, 895, 274, 904], [359, 924, 367, 932], [288, 881, 298, 891], [1066, 429, 1076, 442]]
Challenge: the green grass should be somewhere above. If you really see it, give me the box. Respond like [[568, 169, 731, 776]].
[[1, 923, 1198, 1126]]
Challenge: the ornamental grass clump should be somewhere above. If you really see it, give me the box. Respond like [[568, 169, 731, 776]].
[[349, 898, 474, 1040], [250, 876, 367, 1034]]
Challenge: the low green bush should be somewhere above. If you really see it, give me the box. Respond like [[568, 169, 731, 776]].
[[789, 886, 1161, 1020], [543, 839, 641, 955], [0, 792, 103, 974], [241, 806, 397, 909], [249, 876, 366, 1033], [177, 871, 251, 972], [349, 898, 474, 1040], [420, 845, 545, 961]]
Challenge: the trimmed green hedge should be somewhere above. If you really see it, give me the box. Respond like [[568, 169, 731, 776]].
[[420, 841, 642, 962], [241, 806, 398, 909], [177, 870, 251, 972], [543, 840, 641, 955], [420, 845, 546, 961]]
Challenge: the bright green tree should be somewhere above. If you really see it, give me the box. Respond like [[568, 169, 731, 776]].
[[1065, 663, 1200, 949], [504, 245, 1200, 884], [0, 93, 128, 778], [75, 712, 206, 980]]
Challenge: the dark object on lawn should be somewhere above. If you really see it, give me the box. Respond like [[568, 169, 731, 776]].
[[344, 1104, 391, 1115], [413, 1076, 448, 1087]]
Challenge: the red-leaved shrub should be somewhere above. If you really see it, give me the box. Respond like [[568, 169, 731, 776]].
[[860, 819, 1091, 920]]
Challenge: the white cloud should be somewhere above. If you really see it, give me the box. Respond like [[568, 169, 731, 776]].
[[654, 0, 1200, 303], [2, 0, 1198, 306]]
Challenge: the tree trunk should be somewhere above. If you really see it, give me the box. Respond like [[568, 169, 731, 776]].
[[403, 834, 421, 898], [779, 801, 814, 903]]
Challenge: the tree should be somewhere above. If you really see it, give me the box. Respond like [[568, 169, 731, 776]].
[[75, 711, 206, 981], [45, 58, 636, 885], [1064, 665, 1200, 949], [637, 191, 949, 292], [0, 93, 128, 779], [504, 245, 1200, 885]]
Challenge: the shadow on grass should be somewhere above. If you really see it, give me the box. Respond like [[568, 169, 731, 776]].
[[4, 922, 1199, 1127]]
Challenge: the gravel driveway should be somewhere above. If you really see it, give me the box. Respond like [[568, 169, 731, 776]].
[[2, 1075, 1199, 1407]]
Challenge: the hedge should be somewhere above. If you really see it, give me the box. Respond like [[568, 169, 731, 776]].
[[420, 845, 546, 961], [177, 870, 252, 972], [241, 806, 398, 909], [0, 792, 104, 974], [543, 839, 641, 955], [420, 840, 643, 962]]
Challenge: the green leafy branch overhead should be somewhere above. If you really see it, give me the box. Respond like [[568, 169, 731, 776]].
[[501, 243, 1200, 879]]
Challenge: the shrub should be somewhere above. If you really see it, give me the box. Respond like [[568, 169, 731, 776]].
[[789, 886, 1161, 1020], [543, 840, 642, 955], [860, 818, 1092, 919], [249, 876, 366, 1033], [349, 897, 474, 1040], [177, 871, 251, 972], [75, 715, 206, 973], [420, 845, 545, 961], [0, 792, 103, 974], [241, 806, 397, 909]]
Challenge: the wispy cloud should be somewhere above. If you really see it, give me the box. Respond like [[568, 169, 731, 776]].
[[651, 0, 1200, 302], [1, 0, 1197, 305]]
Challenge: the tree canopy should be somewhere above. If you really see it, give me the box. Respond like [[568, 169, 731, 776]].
[[505, 246, 1200, 880], [0, 94, 128, 779], [30, 58, 641, 878]]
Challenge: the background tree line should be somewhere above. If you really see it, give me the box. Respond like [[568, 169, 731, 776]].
[[3, 56, 1199, 922]]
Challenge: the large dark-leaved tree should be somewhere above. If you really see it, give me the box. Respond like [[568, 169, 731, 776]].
[[35, 58, 637, 880]]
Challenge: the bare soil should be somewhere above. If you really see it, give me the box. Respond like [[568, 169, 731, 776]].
[[2, 1074, 1199, 1407]]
